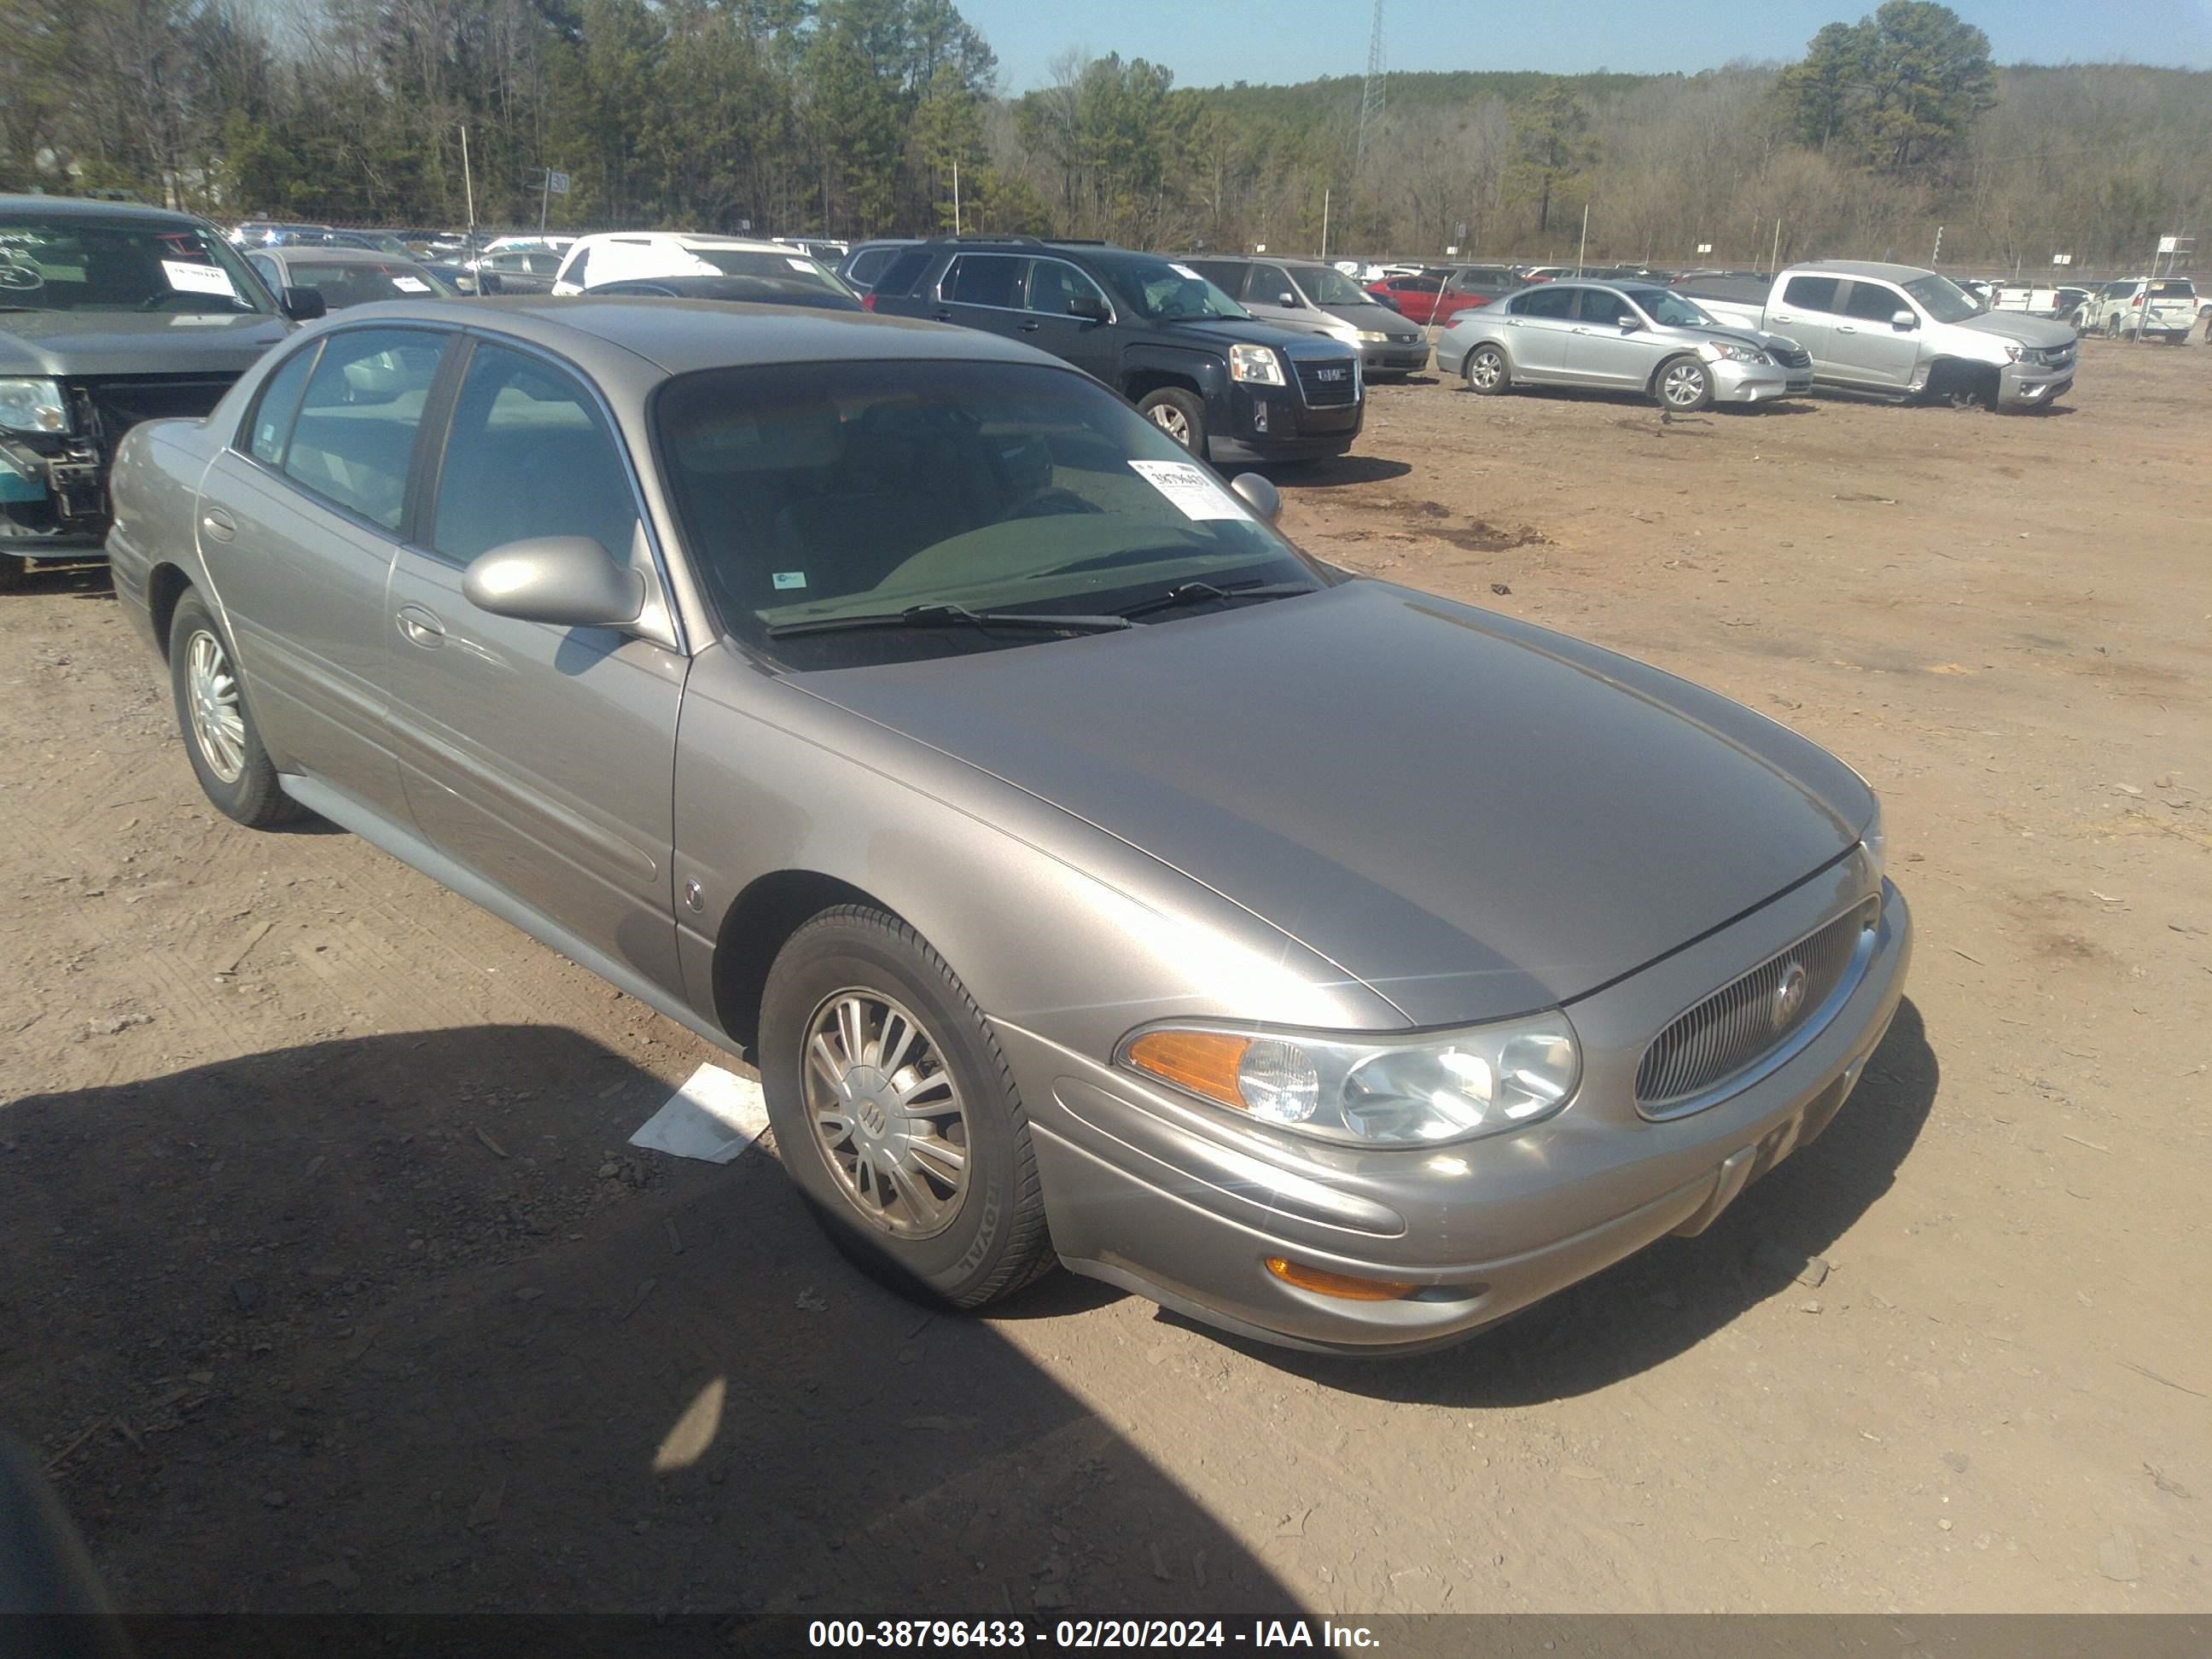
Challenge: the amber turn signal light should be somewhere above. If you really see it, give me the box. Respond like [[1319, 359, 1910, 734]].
[[1263, 1256, 1420, 1302], [1123, 1029, 1252, 1109]]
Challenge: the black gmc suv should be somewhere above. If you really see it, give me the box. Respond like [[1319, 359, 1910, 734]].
[[868, 236, 1363, 465], [1, 195, 323, 587]]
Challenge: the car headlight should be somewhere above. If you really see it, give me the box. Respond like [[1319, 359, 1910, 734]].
[[1355, 329, 1389, 343], [1698, 341, 1771, 365], [1861, 800, 1886, 883], [0, 379, 68, 435], [1118, 1014, 1581, 1146], [1229, 343, 1285, 385]]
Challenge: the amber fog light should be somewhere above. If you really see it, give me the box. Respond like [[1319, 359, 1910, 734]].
[[1264, 1257, 1419, 1302]]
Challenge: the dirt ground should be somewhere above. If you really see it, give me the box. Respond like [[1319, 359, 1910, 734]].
[[3, 334, 2208, 1619]]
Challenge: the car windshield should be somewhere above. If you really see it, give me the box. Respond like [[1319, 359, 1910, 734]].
[[1295, 265, 1377, 306], [1625, 288, 1717, 329], [0, 214, 273, 313], [1903, 275, 1980, 323], [655, 359, 1317, 668], [282, 260, 451, 307], [688, 248, 847, 292], [1106, 257, 1249, 321]]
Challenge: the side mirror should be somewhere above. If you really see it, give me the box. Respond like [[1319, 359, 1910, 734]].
[[279, 286, 327, 323], [1890, 309, 1917, 330], [1229, 473, 1281, 523], [1068, 293, 1109, 322], [463, 536, 644, 628], [1277, 292, 1301, 307], [1617, 315, 1639, 332]]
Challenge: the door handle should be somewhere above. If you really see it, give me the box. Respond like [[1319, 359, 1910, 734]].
[[934, 311, 954, 323], [396, 605, 446, 648], [1017, 321, 1042, 332], [1837, 324, 1859, 334], [1771, 313, 1793, 323], [200, 508, 236, 543]]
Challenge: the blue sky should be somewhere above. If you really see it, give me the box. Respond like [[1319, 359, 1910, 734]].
[[963, 0, 2212, 94]]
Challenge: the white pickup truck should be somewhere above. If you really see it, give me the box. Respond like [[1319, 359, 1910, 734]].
[[1681, 259, 2078, 411]]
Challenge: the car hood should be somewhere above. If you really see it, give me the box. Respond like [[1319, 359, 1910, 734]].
[[1153, 316, 1356, 357], [796, 581, 1874, 1026], [1650, 322, 1802, 357], [0, 310, 292, 376], [1318, 303, 1420, 336], [1951, 311, 2075, 348]]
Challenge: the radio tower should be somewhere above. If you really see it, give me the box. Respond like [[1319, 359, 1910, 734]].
[[1357, 0, 1386, 170]]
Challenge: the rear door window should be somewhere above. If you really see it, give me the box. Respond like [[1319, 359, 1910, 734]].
[[1783, 276, 1842, 313], [282, 327, 445, 532], [1511, 286, 1577, 319], [943, 254, 1026, 309]]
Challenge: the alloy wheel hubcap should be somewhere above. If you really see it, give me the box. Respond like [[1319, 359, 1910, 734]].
[[1150, 405, 1190, 443], [1664, 365, 1704, 405], [802, 989, 969, 1240], [185, 630, 246, 783], [1471, 352, 1500, 387]]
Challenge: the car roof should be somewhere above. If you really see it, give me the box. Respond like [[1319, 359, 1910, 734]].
[[0, 194, 207, 227], [574, 231, 790, 253], [259, 247, 428, 266], [306, 295, 1057, 377], [1793, 260, 1940, 282]]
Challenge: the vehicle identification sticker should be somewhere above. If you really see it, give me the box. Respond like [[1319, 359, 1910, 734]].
[[1170, 263, 1203, 281], [390, 276, 431, 293], [1128, 458, 1245, 521], [771, 570, 807, 591], [786, 257, 815, 272], [161, 259, 236, 297]]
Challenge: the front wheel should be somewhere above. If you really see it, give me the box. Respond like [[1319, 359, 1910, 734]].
[[168, 591, 299, 827], [758, 905, 1057, 1309], [1656, 356, 1714, 412], [1137, 387, 1207, 457], [1463, 344, 1511, 395]]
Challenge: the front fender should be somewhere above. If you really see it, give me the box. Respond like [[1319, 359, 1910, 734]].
[[669, 644, 1406, 1064], [1120, 343, 1228, 405]]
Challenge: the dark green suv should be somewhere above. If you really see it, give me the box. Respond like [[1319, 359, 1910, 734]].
[[869, 236, 1363, 465]]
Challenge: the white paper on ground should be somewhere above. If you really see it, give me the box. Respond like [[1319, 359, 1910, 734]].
[[1127, 457, 1245, 521], [629, 1062, 771, 1163]]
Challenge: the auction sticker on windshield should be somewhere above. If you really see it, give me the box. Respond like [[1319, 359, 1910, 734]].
[[391, 276, 430, 293], [162, 260, 236, 297], [1128, 458, 1244, 521], [1171, 264, 1204, 281]]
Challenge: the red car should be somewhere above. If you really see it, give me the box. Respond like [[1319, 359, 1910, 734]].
[[1365, 265, 1518, 325]]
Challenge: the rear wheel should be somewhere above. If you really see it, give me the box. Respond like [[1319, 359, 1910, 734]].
[[758, 905, 1056, 1310], [1656, 355, 1714, 412], [168, 590, 299, 827], [1137, 387, 1207, 458], [1464, 344, 1511, 395]]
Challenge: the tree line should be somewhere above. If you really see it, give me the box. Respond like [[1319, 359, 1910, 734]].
[[2, 0, 2205, 274]]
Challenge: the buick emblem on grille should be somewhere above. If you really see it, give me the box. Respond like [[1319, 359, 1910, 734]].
[[1772, 963, 1811, 1031]]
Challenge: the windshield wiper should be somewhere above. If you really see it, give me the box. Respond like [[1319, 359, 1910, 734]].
[[766, 601, 1132, 640], [1114, 579, 1316, 620]]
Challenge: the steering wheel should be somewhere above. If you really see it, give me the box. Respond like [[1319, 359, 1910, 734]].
[[1005, 487, 1103, 521]]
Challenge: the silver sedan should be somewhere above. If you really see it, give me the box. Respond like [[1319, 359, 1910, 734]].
[[107, 296, 1907, 1353], [1438, 281, 1814, 410]]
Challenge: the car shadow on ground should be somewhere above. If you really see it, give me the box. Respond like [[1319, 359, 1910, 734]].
[[1463, 385, 1821, 417], [7, 562, 114, 599], [1, 1027, 1298, 1615], [1259, 455, 1414, 487], [1183, 997, 1940, 1405]]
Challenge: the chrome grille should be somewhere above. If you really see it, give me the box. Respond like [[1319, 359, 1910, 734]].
[[1294, 358, 1359, 406], [1634, 899, 1877, 1113], [1770, 344, 1812, 370]]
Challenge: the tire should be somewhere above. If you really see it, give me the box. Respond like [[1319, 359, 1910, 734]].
[[758, 905, 1056, 1310], [1656, 355, 1714, 412], [1463, 343, 1511, 395], [1137, 387, 1207, 457], [2165, 333, 2186, 346], [2104, 316, 2122, 340], [167, 590, 299, 827]]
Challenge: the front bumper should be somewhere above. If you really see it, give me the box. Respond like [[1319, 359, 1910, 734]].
[[1999, 359, 2075, 408], [1361, 341, 1431, 375], [1005, 861, 1912, 1354], [1711, 359, 1806, 404], [1209, 378, 1363, 464]]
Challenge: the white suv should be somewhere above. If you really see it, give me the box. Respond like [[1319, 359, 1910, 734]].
[[550, 232, 831, 295], [2080, 277, 2198, 344]]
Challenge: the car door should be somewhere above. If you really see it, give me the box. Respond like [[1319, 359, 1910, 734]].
[[382, 336, 690, 995], [1564, 286, 1666, 389], [1498, 284, 1580, 379], [1382, 274, 1442, 324], [1830, 279, 1922, 388], [195, 324, 449, 819], [1018, 256, 1121, 384], [1766, 275, 1844, 375], [1237, 262, 1307, 331], [932, 253, 1028, 340]]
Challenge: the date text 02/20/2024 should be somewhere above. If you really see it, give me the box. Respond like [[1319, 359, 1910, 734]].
[[806, 1619, 1383, 1650]]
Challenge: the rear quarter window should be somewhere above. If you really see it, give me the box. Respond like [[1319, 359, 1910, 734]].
[[871, 247, 934, 298]]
